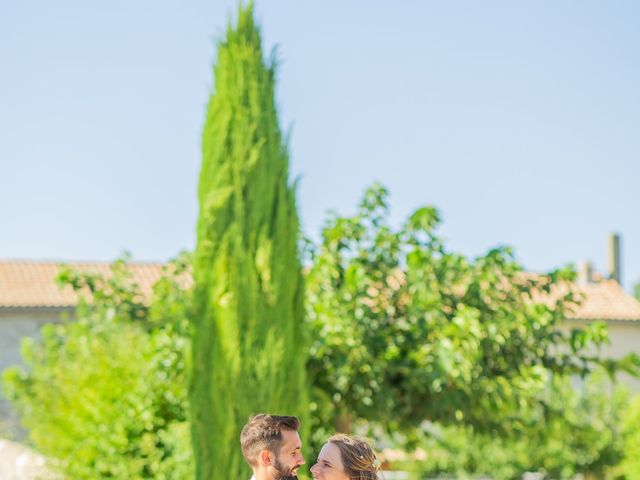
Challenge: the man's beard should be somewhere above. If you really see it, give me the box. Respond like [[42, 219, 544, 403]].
[[273, 457, 298, 480]]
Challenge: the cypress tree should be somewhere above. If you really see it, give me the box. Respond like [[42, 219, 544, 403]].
[[190, 4, 307, 479]]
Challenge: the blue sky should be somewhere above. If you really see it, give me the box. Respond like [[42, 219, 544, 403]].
[[1, 1, 639, 291]]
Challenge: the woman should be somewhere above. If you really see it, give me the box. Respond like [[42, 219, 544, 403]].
[[310, 433, 381, 480]]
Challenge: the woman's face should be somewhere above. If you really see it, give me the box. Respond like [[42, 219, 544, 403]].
[[310, 442, 350, 480]]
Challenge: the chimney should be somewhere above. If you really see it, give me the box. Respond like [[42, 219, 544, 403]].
[[607, 233, 621, 284], [577, 260, 593, 284]]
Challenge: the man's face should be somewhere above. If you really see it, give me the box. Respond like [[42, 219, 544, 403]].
[[272, 430, 305, 480]]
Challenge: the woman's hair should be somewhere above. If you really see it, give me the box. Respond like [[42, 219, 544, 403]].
[[328, 433, 380, 480]]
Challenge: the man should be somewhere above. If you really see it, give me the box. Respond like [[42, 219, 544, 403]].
[[240, 413, 305, 480]]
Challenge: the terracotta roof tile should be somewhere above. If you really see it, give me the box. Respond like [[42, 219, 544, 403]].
[[558, 279, 640, 321], [1, 260, 639, 321], [0, 260, 165, 308]]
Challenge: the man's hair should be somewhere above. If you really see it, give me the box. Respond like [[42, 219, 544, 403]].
[[240, 413, 301, 467]]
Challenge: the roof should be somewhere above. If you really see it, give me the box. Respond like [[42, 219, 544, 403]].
[[1, 260, 639, 321], [560, 279, 640, 321], [0, 260, 164, 309]]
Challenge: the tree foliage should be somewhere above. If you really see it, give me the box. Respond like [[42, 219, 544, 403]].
[[190, 4, 307, 479], [396, 368, 630, 480], [618, 393, 640, 479], [4, 185, 639, 478], [2, 255, 193, 479], [305, 184, 639, 444]]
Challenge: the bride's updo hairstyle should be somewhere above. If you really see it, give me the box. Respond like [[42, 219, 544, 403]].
[[327, 433, 380, 480]]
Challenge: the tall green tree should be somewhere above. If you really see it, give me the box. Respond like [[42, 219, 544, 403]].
[[190, 4, 307, 479]]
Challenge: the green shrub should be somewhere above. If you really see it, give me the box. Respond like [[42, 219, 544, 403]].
[[2, 255, 193, 479], [396, 369, 630, 480], [618, 394, 640, 479]]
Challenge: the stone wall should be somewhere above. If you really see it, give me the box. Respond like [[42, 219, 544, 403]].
[[0, 310, 64, 438], [0, 438, 56, 479]]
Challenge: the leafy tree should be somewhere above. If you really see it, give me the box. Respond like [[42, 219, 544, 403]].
[[305, 184, 639, 445], [634, 281, 640, 302], [2, 255, 193, 479], [190, 4, 307, 480]]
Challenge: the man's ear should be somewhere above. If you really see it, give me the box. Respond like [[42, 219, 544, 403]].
[[259, 449, 272, 467]]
